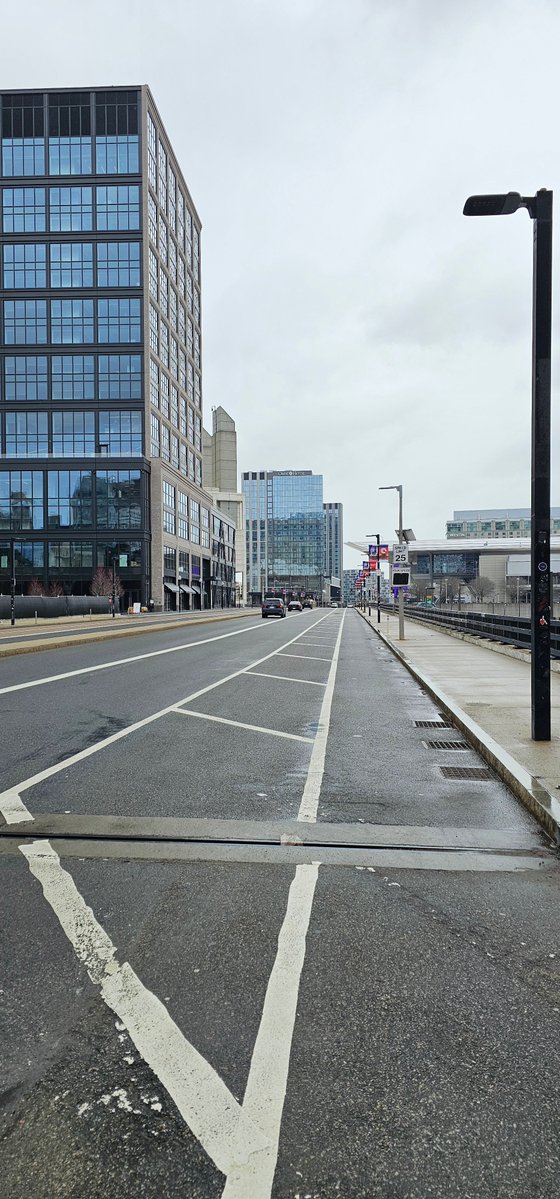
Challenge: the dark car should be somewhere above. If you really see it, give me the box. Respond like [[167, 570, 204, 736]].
[[287, 599, 303, 612], [262, 597, 286, 618], [302, 598, 314, 609]]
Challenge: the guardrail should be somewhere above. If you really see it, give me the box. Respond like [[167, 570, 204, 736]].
[[376, 603, 560, 659]]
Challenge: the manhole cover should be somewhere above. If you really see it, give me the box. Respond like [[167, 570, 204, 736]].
[[414, 720, 454, 728], [424, 740, 469, 750], [440, 766, 493, 780]]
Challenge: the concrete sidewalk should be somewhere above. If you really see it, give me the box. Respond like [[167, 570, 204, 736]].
[[357, 608, 560, 844]]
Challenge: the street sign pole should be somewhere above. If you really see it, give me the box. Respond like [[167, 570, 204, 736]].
[[531, 189, 552, 740], [377, 533, 381, 623], [398, 486, 404, 641]]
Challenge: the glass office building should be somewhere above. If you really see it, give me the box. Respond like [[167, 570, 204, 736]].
[[324, 501, 343, 591], [243, 469, 325, 598], [0, 87, 234, 609]]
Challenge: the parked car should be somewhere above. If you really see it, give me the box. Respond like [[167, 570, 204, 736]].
[[261, 597, 286, 618], [287, 599, 303, 612]]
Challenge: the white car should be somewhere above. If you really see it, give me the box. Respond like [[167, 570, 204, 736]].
[[329, 601, 339, 608]]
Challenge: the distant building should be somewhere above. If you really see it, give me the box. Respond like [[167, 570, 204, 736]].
[[242, 469, 325, 600], [447, 508, 560, 539], [203, 407, 246, 604], [324, 502, 343, 599]]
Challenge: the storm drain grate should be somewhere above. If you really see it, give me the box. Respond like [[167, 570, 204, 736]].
[[414, 720, 454, 729], [440, 766, 493, 780], [424, 740, 469, 751]]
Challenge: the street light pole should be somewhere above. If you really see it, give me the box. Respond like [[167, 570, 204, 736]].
[[379, 484, 404, 640], [463, 188, 552, 740], [10, 539, 15, 627], [111, 554, 116, 619]]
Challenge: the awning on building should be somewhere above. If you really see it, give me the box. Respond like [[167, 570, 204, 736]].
[[191, 584, 201, 594], [180, 584, 195, 594], [164, 581, 179, 593]]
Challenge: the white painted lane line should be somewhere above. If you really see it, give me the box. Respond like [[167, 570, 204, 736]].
[[276, 653, 332, 662], [0, 613, 331, 823], [172, 709, 314, 744], [221, 862, 320, 1198], [0, 620, 265, 697], [297, 612, 346, 823], [295, 641, 336, 648], [20, 840, 268, 1176], [0, 789, 33, 824], [245, 671, 327, 687]]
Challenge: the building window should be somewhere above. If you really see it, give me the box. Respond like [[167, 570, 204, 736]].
[[0, 470, 44, 530], [160, 371, 169, 418], [97, 241, 141, 287], [170, 386, 179, 428], [1, 93, 45, 176], [168, 166, 176, 232], [180, 442, 187, 477], [190, 498, 200, 544], [97, 298, 141, 343], [148, 192, 157, 245], [149, 358, 159, 409], [159, 267, 168, 317], [158, 141, 167, 211], [171, 434, 179, 469], [49, 137, 92, 175], [147, 113, 156, 157], [48, 92, 92, 174], [178, 254, 185, 299], [161, 423, 170, 462], [149, 302, 158, 354], [3, 300, 47, 344], [4, 355, 48, 402], [98, 410, 142, 456], [159, 320, 169, 367], [51, 298, 95, 344], [148, 247, 158, 299], [188, 449, 195, 482], [168, 238, 177, 283], [96, 185, 140, 231], [163, 480, 175, 534], [195, 457, 202, 486], [47, 470, 93, 528], [48, 541, 93, 570], [2, 187, 46, 232], [52, 410, 96, 456], [96, 469, 142, 529], [158, 215, 168, 265], [188, 405, 194, 445], [98, 354, 142, 401], [150, 413, 160, 456], [52, 355, 95, 400], [50, 242, 94, 288], [163, 545, 175, 574], [5, 411, 49, 457], [179, 349, 186, 391], [49, 186, 93, 232], [170, 336, 178, 380], [95, 90, 139, 173], [3, 243, 47, 288]]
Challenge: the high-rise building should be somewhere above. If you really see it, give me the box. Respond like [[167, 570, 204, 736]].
[[203, 406, 245, 604], [324, 501, 343, 596], [0, 86, 235, 611], [242, 469, 325, 599]]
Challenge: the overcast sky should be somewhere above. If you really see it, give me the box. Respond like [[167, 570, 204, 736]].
[[2, 0, 559, 567]]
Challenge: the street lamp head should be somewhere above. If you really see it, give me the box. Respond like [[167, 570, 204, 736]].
[[463, 192, 526, 217]]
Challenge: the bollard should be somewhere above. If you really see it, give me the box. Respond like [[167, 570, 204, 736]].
[[368, 605, 371, 616], [35, 610, 37, 625]]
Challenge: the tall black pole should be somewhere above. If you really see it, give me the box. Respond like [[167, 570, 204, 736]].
[[376, 533, 381, 623], [10, 540, 15, 627], [531, 189, 552, 740]]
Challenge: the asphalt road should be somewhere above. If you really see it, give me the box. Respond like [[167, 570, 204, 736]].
[[1, 609, 559, 1198]]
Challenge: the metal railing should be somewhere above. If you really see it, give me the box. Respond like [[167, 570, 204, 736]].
[[377, 603, 560, 659]]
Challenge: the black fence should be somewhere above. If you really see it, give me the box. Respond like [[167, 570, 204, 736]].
[[0, 595, 111, 620], [379, 603, 560, 660]]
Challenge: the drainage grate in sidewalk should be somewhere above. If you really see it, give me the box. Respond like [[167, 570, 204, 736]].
[[440, 766, 493, 780], [424, 740, 469, 751], [414, 719, 454, 729]]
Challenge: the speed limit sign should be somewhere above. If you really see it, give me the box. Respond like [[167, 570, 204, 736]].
[[393, 543, 409, 564]]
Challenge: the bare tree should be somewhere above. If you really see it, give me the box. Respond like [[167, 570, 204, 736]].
[[90, 567, 124, 598], [439, 577, 461, 604], [470, 575, 495, 602], [26, 577, 43, 596], [48, 581, 64, 597]]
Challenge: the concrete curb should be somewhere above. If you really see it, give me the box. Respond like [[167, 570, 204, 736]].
[[0, 609, 259, 659], [402, 612, 560, 674], [357, 609, 560, 846]]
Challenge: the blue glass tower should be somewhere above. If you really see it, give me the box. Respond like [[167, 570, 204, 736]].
[[243, 469, 325, 599]]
